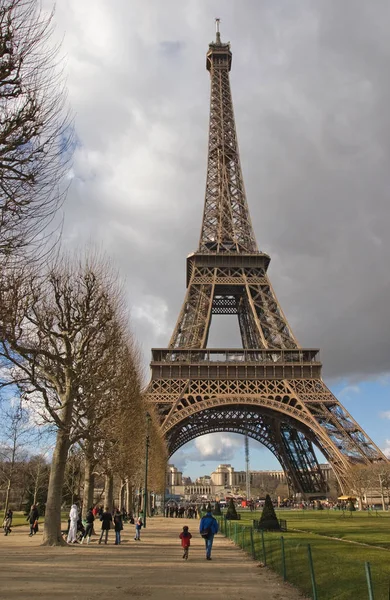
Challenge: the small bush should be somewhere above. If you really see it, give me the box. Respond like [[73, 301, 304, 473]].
[[258, 494, 280, 530], [226, 498, 239, 520], [213, 502, 222, 516]]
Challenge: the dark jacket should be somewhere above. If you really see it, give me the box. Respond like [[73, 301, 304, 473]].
[[100, 511, 112, 531], [86, 510, 95, 524], [27, 507, 39, 524], [199, 513, 219, 536], [113, 512, 123, 532]]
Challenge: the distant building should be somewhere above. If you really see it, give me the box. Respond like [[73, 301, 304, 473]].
[[166, 464, 183, 488], [166, 462, 338, 500]]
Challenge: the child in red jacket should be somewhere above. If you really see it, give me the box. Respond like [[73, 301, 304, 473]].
[[179, 525, 192, 560]]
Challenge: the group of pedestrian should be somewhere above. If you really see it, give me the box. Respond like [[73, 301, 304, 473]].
[[178, 509, 219, 561], [165, 504, 198, 519], [65, 504, 143, 545], [9, 502, 220, 560]]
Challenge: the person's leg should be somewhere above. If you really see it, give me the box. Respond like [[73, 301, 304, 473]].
[[104, 529, 108, 544], [98, 530, 104, 544], [206, 534, 214, 559]]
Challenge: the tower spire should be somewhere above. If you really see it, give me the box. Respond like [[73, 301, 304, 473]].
[[200, 29, 257, 253], [215, 17, 221, 44]]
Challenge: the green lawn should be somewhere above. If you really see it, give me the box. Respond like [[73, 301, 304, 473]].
[[218, 510, 390, 600], [0, 511, 30, 527], [0, 511, 69, 527]]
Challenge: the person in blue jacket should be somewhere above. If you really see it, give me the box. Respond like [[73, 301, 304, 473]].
[[199, 509, 219, 560]]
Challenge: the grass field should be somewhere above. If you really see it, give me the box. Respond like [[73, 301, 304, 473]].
[[219, 510, 390, 600], [0, 511, 30, 527], [0, 511, 69, 527]]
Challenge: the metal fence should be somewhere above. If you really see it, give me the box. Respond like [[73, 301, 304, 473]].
[[216, 517, 390, 600]]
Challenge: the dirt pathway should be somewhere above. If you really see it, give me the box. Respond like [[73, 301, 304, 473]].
[[0, 517, 303, 600]]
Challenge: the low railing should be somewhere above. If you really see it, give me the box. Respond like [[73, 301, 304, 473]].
[[151, 348, 320, 364], [215, 517, 390, 599]]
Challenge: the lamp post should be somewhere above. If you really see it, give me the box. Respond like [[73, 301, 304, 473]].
[[143, 411, 151, 528]]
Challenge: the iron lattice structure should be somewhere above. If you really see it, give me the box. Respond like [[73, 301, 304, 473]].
[[145, 25, 388, 496]]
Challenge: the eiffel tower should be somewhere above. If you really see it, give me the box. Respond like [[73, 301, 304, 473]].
[[146, 21, 387, 496]]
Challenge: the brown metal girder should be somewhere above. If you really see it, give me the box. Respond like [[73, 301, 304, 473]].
[[167, 407, 281, 457], [306, 398, 387, 462], [161, 392, 350, 478]]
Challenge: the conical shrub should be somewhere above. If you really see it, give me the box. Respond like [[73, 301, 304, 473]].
[[213, 501, 222, 516], [258, 494, 280, 530], [226, 498, 239, 520]]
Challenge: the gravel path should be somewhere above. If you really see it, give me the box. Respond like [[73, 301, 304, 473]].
[[0, 517, 303, 599]]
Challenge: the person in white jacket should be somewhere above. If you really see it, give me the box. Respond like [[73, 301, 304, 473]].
[[67, 504, 78, 544]]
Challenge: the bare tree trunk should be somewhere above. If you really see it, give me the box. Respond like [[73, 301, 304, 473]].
[[4, 480, 12, 516], [42, 429, 70, 546], [125, 480, 131, 514], [33, 461, 42, 506], [118, 479, 125, 510], [378, 477, 386, 511], [82, 454, 95, 519], [104, 473, 114, 511]]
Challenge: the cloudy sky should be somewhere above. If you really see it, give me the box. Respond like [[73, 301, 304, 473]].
[[46, 0, 389, 478]]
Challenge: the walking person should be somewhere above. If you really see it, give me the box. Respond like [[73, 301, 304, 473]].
[[113, 508, 123, 545], [27, 504, 39, 537], [3, 508, 13, 535], [179, 525, 192, 560], [67, 504, 79, 543], [199, 509, 219, 560], [98, 507, 113, 544], [81, 507, 95, 544], [134, 513, 143, 541]]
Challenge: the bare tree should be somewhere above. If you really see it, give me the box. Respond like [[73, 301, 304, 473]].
[[90, 335, 145, 512], [347, 465, 373, 509], [0, 399, 30, 514], [367, 463, 390, 510], [24, 453, 49, 507], [62, 446, 83, 506], [0, 0, 72, 262], [0, 254, 124, 544]]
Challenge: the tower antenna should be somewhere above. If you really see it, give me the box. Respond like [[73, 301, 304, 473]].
[[215, 17, 221, 44]]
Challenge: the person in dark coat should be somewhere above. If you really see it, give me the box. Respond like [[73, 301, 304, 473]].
[[3, 508, 13, 535], [98, 507, 112, 544], [27, 504, 39, 536], [199, 510, 219, 560], [113, 509, 123, 545], [82, 508, 95, 544]]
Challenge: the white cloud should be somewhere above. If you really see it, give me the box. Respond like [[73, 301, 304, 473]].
[[338, 385, 360, 400], [171, 432, 247, 472], [380, 411, 390, 420], [193, 433, 244, 461]]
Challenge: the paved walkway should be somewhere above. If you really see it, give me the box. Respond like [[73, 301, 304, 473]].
[[0, 517, 302, 600]]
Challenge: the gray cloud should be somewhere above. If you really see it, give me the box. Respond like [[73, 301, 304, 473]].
[[48, 0, 390, 382]]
